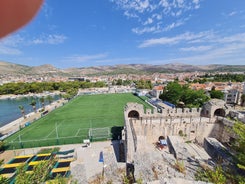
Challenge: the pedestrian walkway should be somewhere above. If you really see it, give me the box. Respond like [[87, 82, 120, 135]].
[[1, 140, 123, 183], [0, 99, 67, 135]]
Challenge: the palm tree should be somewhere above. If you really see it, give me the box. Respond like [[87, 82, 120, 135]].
[[46, 95, 53, 105], [39, 96, 45, 110], [30, 100, 37, 113], [18, 105, 26, 118]]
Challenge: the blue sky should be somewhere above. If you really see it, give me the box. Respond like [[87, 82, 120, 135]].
[[0, 0, 245, 68]]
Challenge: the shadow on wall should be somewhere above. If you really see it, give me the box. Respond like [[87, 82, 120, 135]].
[[111, 140, 125, 162], [111, 126, 125, 162], [208, 117, 235, 144], [111, 126, 124, 140]]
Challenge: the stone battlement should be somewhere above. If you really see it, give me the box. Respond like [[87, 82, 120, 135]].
[[123, 100, 236, 164], [125, 102, 202, 118]]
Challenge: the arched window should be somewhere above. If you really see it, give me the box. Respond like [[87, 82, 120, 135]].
[[128, 110, 139, 119], [214, 108, 225, 117]]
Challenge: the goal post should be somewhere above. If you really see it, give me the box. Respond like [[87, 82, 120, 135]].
[[88, 127, 111, 141]]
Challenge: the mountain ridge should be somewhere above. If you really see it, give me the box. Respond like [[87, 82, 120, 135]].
[[0, 61, 245, 77]]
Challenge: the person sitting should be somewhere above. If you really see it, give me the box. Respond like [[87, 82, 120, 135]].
[[157, 136, 167, 150], [160, 138, 167, 146]]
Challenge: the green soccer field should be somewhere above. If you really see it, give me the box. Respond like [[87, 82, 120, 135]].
[[5, 93, 152, 149]]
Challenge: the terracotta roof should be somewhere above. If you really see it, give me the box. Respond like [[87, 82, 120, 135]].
[[190, 83, 206, 90], [153, 85, 164, 90]]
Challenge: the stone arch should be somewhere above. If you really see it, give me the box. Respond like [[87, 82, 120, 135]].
[[128, 110, 140, 119], [214, 108, 225, 117]]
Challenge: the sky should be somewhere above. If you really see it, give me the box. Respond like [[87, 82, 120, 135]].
[[0, 0, 245, 69]]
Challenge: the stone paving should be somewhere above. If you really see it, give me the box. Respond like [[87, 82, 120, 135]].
[[0, 138, 212, 184], [70, 163, 87, 184], [1, 141, 122, 183], [131, 136, 212, 184]]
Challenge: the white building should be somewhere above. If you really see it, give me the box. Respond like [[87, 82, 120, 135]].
[[224, 89, 241, 105], [150, 85, 164, 99]]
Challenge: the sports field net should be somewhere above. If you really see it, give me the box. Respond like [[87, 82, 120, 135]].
[[88, 127, 111, 141], [7, 135, 86, 150], [7, 127, 113, 150]]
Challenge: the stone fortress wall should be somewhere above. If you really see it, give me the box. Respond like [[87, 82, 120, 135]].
[[123, 99, 234, 163]]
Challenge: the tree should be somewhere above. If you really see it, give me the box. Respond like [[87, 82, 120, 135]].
[[210, 89, 224, 99], [18, 105, 26, 118], [30, 99, 37, 113], [94, 81, 106, 88], [135, 80, 152, 89], [15, 159, 56, 184], [0, 141, 5, 152], [40, 96, 45, 110], [0, 176, 9, 184], [181, 89, 209, 108], [46, 176, 68, 184], [46, 95, 53, 105], [116, 79, 123, 85], [160, 82, 183, 104], [160, 82, 209, 107], [233, 121, 245, 171]]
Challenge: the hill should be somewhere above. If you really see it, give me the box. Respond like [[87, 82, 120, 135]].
[[0, 61, 69, 77], [0, 61, 245, 77]]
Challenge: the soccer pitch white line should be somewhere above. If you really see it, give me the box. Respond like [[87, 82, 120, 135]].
[[75, 128, 90, 137], [10, 121, 47, 142], [75, 128, 81, 137], [45, 121, 63, 138]]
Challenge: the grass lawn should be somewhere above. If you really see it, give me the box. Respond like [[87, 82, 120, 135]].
[[5, 93, 152, 149]]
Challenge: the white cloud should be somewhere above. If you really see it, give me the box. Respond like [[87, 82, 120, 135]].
[[228, 11, 237, 16], [0, 33, 67, 55], [139, 31, 245, 65], [159, 0, 169, 8], [41, 1, 53, 18], [132, 26, 160, 34], [32, 34, 67, 45], [140, 31, 245, 65], [61, 54, 150, 67], [180, 45, 213, 51], [111, 0, 203, 34], [139, 37, 179, 48], [124, 11, 139, 18], [216, 33, 245, 43], [111, 0, 151, 14], [139, 31, 213, 47], [0, 34, 24, 55], [63, 53, 108, 63], [152, 13, 162, 20], [0, 34, 24, 47], [193, 0, 200, 4], [163, 19, 185, 31], [143, 18, 153, 25], [132, 17, 187, 34], [192, 0, 200, 9], [163, 42, 245, 65], [0, 45, 22, 55]]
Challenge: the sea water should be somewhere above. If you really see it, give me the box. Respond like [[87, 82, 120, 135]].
[[0, 95, 60, 127]]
